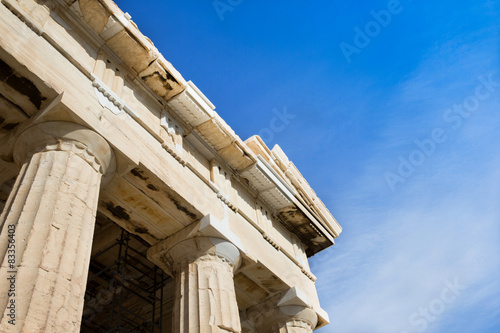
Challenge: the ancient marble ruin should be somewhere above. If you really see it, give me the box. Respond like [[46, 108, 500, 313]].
[[0, 0, 342, 332]]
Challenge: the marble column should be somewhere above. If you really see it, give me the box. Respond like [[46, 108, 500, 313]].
[[251, 304, 318, 333], [0, 121, 115, 332], [149, 236, 242, 333]]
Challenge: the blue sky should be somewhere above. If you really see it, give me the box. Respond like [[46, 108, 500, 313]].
[[116, 1, 499, 332]]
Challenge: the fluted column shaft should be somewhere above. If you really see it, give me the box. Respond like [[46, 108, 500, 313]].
[[0, 122, 114, 332], [150, 236, 242, 333]]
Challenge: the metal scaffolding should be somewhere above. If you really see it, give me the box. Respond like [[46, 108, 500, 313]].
[[81, 230, 170, 332]]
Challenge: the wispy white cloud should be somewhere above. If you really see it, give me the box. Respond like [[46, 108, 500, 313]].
[[314, 173, 500, 332], [312, 30, 500, 333]]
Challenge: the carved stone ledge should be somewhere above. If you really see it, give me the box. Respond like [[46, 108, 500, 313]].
[[91, 74, 139, 119], [263, 232, 281, 251], [300, 266, 317, 282], [167, 80, 215, 128], [241, 156, 294, 211], [195, 115, 235, 151], [160, 109, 184, 136], [217, 192, 238, 212], [208, 181, 239, 212], [161, 142, 186, 166]]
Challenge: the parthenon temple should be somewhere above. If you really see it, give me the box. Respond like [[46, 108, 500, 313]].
[[0, 0, 342, 332]]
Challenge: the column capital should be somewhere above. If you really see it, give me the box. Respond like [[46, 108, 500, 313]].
[[13, 121, 115, 179], [148, 236, 241, 276], [246, 289, 319, 333], [149, 236, 243, 332], [249, 305, 318, 333], [279, 306, 318, 331]]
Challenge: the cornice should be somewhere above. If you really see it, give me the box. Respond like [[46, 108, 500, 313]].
[[44, 0, 340, 253]]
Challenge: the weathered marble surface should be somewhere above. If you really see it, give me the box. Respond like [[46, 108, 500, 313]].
[[0, 0, 341, 331]]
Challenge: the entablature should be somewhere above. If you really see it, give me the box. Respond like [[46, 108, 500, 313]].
[[1, 0, 341, 258]]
